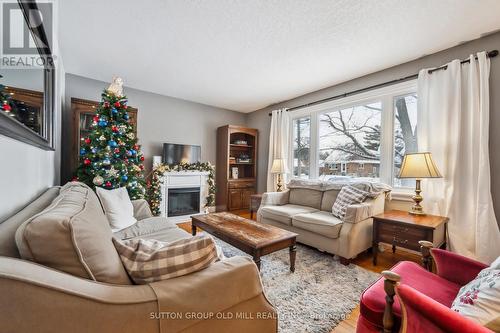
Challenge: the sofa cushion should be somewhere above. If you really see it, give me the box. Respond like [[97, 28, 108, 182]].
[[113, 235, 218, 284], [292, 211, 343, 239], [332, 185, 369, 220], [289, 188, 323, 210], [360, 261, 462, 330], [15, 182, 132, 285], [259, 204, 318, 225], [0, 187, 60, 258], [96, 187, 137, 232], [114, 216, 178, 240], [320, 189, 340, 212]]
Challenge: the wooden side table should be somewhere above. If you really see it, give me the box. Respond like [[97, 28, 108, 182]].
[[249, 194, 263, 220], [372, 210, 448, 265]]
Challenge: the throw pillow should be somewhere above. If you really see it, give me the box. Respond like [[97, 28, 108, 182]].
[[451, 267, 500, 331], [113, 235, 218, 284], [490, 256, 500, 270], [332, 185, 369, 220], [96, 187, 137, 232]]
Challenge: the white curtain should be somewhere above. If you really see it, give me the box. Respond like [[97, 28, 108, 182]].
[[417, 52, 500, 263], [267, 109, 290, 191]]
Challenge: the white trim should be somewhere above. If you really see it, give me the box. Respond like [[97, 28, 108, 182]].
[[288, 80, 417, 187]]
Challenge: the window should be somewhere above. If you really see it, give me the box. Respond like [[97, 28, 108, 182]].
[[319, 102, 381, 180], [289, 80, 417, 189], [292, 116, 310, 178], [393, 94, 418, 187]]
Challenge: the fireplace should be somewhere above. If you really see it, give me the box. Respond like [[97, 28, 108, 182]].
[[168, 187, 201, 217]]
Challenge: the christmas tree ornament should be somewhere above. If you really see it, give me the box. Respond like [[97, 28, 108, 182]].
[[93, 175, 104, 186], [103, 101, 110, 108], [140, 156, 145, 161], [127, 132, 135, 140], [114, 148, 120, 153], [93, 115, 99, 122], [105, 181, 112, 188], [114, 101, 121, 108], [111, 108, 118, 115], [84, 138, 91, 144], [103, 158, 111, 166], [126, 150, 132, 157], [111, 125, 118, 132], [107, 76, 124, 97], [121, 175, 128, 182], [99, 135, 106, 141], [98, 120, 108, 127], [123, 113, 129, 120], [106, 166, 119, 177], [2, 103, 12, 112], [108, 140, 117, 148], [83, 159, 91, 166], [80, 148, 86, 155], [91, 147, 97, 153]]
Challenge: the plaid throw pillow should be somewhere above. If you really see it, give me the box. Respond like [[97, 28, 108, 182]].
[[332, 185, 369, 220], [112, 235, 218, 284]]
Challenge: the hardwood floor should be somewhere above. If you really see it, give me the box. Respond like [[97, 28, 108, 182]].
[[178, 210, 421, 333]]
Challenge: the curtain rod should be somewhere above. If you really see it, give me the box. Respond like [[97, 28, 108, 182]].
[[268, 49, 498, 116]]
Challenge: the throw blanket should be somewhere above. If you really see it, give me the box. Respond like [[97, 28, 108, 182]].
[[287, 178, 392, 199]]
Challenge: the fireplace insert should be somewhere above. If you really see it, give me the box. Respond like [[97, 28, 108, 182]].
[[168, 187, 201, 217]]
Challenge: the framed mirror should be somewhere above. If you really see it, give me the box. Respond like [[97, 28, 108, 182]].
[[0, 0, 55, 150]]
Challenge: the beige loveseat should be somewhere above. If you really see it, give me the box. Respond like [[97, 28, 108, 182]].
[[0, 182, 276, 333], [257, 179, 387, 264]]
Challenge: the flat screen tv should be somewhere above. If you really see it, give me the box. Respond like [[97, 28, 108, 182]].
[[162, 143, 201, 165]]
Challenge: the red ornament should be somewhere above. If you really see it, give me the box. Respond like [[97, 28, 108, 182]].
[[139, 164, 144, 170], [133, 144, 139, 150], [114, 148, 120, 153], [105, 181, 112, 187], [123, 105, 128, 109], [72, 176, 79, 181], [93, 115, 99, 122], [140, 156, 145, 161], [83, 159, 91, 166], [111, 125, 118, 132], [2, 103, 11, 112], [114, 101, 121, 108], [84, 138, 91, 144], [104, 101, 110, 108]]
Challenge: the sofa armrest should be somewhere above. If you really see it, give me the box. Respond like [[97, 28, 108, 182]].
[[344, 193, 385, 224], [430, 248, 488, 285], [132, 199, 154, 220], [395, 284, 492, 333], [149, 256, 276, 332], [260, 190, 290, 207]]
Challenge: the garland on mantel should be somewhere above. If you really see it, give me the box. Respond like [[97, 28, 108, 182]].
[[146, 162, 216, 216]]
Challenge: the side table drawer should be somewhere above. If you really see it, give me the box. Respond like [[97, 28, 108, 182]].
[[377, 222, 429, 251]]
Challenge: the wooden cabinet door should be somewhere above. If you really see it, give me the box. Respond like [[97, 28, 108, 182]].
[[228, 189, 242, 210], [241, 188, 255, 209]]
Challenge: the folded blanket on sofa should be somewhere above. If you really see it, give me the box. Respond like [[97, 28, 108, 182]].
[[287, 178, 392, 198]]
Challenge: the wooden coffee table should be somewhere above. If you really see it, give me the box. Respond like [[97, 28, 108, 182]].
[[191, 212, 298, 272]]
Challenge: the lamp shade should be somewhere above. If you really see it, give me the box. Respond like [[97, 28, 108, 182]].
[[271, 158, 287, 174], [399, 152, 442, 179]]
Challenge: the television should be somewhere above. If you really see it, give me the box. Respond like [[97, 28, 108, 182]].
[[162, 143, 201, 165]]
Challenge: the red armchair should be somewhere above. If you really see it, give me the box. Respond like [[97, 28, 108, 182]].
[[356, 241, 491, 333]]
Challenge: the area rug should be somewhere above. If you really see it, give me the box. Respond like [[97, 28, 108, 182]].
[[213, 238, 379, 333]]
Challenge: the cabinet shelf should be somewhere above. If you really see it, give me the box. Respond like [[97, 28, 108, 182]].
[[230, 144, 253, 148]]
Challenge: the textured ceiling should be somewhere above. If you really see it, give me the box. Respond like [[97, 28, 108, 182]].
[[59, 0, 500, 112]]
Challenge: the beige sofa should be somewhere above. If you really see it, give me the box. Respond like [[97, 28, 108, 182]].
[[0, 182, 276, 333], [257, 180, 386, 264]]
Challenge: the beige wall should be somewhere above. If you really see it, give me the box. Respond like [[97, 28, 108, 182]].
[[246, 32, 500, 218], [61, 74, 247, 182]]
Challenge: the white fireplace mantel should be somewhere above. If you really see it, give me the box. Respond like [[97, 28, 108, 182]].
[[160, 171, 210, 223]]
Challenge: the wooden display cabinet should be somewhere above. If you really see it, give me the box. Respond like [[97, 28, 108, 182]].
[[216, 125, 258, 211]]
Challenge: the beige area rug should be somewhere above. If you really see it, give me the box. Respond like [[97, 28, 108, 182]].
[[214, 238, 379, 333]]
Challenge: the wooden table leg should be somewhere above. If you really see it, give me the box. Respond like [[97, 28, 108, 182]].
[[392, 243, 396, 253], [289, 244, 297, 272], [191, 223, 197, 236], [250, 209, 254, 220], [373, 242, 378, 266], [253, 255, 261, 271]]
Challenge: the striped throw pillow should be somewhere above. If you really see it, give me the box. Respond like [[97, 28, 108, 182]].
[[332, 185, 369, 220], [112, 235, 218, 284]]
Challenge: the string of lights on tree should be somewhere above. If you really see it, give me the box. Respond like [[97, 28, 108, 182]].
[[74, 78, 146, 200], [146, 162, 216, 216]]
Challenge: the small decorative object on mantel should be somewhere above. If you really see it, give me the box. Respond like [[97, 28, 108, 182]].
[[398, 152, 442, 215], [146, 162, 216, 216]]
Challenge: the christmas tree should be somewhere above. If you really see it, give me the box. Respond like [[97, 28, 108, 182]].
[[0, 75, 13, 113], [75, 77, 146, 199]]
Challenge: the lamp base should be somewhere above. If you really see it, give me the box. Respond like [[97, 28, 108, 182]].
[[408, 179, 426, 215], [276, 174, 283, 192]]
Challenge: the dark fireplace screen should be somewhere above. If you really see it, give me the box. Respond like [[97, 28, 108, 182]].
[[168, 187, 201, 217]]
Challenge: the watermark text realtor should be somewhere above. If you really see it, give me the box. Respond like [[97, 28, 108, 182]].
[[0, 0, 55, 68]]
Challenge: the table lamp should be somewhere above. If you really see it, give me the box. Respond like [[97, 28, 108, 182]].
[[398, 152, 442, 215], [271, 158, 287, 192]]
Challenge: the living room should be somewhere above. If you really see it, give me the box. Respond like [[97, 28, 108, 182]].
[[1, 1, 500, 332]]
